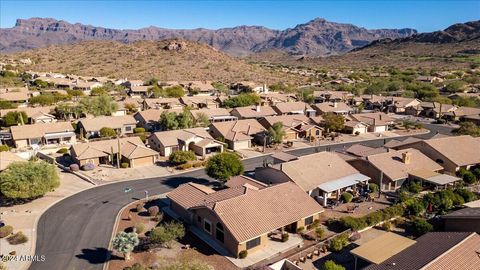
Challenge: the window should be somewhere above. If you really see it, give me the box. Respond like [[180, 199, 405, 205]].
[[316, 130, 320, 136], [305, 216, 314, 226], [204, 219, 212, 234], [216, 223, 224, 243], [125, 126, 132, 132], [246, 237, 261, 250]]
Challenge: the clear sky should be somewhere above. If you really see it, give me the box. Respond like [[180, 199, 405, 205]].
[[0, 0, 479, 32]]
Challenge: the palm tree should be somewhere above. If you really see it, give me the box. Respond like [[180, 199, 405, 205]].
[[112, 231, 139, 260]]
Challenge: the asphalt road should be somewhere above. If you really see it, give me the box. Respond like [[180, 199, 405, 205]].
[[29, 124, 453, 270]]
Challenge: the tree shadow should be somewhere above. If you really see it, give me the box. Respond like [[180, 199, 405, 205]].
[[162, 176, 212, 188], [75, 247, 122, 264]]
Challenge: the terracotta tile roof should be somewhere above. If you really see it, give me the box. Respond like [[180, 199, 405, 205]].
[[10, 122, 74, 140], [280, 152, 361, 191], [190, 108, 231, 120], [150, 127, 212, 147], [143, 98, 182, 109], [422, 135, 480, 167], [312, 102, 353, 114], [350, 112, 395, 126], [225, 175, 268, 189], [180, 96, 219, 106], [230, 105, 277, 119], [366, 148, 443, 181], [71, 137, 157, 160], [383, 137, 422, 149], [261, 114, 314, 129], [273, 102, 314, 114], [169, 180, 324, 243], [423, 233, 480, 270], [78, 115, 136, 132], [210, 119, 265, 141], [346, 144, 388, 157], [365, 232, 477, 270], [0, 151, 25, 171]]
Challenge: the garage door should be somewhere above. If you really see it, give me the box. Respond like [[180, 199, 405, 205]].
[[133, 156, 154, 167], [234, 140, 250, 150]]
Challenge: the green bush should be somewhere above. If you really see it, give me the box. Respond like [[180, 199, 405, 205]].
[[329, 233, 349, 252], [0, 225, 13, 238], [406, 199, 425, 216], [133, 127, 145, 134], [176, 163, 193, 170], [121, 162, 129, 168], [368, 183, 379, 193], [0, 145, 10, 152], [339, 216, 367, 231], [281, 232, 289, 242], [454, 189, 477, 202], [473, 168, 480, 179], [315, 227, 325, 239], [382, 221, 392, 232], [134, 223, 145, 234], [149, 221, 185, 248], [339, 204, 404, 231], [296, 226, 305, 233], [7, 231, 28, 245], [410, 219, 432, 236], [341, 192, 353, 203], [322, 260, 346, 270], [56, 148, 69, 154], [462, 171, 477, 185], [239, 250, 248, 259], [99, 127, 117, 138], [407, 181, 422, 193], [169, 150, 196, 165]]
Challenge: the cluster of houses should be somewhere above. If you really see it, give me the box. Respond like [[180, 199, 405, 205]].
[[162, 134, 480, 261]]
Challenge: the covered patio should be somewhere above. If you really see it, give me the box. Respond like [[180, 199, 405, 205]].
[[315, 173, 371, 206], [409, 169, 462, 190]]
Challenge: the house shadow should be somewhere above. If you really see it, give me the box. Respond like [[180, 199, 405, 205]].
[[75, 247, 122, 264], [161, 176, 213, 189]]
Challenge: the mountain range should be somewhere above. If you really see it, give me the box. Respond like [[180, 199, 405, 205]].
[[0, 17, 417, 56]]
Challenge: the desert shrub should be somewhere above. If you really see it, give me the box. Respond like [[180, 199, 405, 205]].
[[136, 204, 144, 213], [176, 163, 193, 170], [462, 171, 477, 185], [81, 163, 95, 171], [0, 145, 9, 152], [407, 181, 422, 194], [0, 225, 13, 238], [134, 223, 145, 234], [473, 168, 480, 179], [133, 127, 145, 134], [149, 221, 185, 248], [322, 260, 345, 270], [296, 226, 305, 233], [410, 219, 432, 236], [339, 204, 404, 231], [192, 161, 204, 168], [69, 164, 80, 171], [57, 148, 69, 154], [341, 192, 353, 203], [454, 188, 477, 202], [7, 231, 28, 245], [339, 216, 367, 231], [281, 232, 289, 242], [382, 221, 392, 232], [239, 250, 248, 259], [315, 227, 325, 239], [406, 199, 425, 216], [121, 162, 129, 168], [368, 183, 379, 193], [169, 150, 196, 165], [148, 206, 159, 217], [329, 233, 349, 252]]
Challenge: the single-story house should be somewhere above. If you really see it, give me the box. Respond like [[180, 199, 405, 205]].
[[259, 115, 323, 142], [272, 102, 316, 117], [312, 102, 353, 115], [142, 98, 183, 110], [344, 120, 368, 134], [129, 85, 150, 98], [70, 136, 158, 168], [362, 232, 480, 270], [148, 127, 223, 157], [395, 135, 480, 173], [167, 180, 324, 257], [349, 112, 395, 133], [0, 87, 30, 105], [77, 115, 137, 138], [182, 81, 215, 95], [190, 108, 237, 124], [313, 90, 352, 103], [10, 122, 76, 148], [230, 105, 277, 119], [259, 93, 297, 106], [255, 152, 371, 206], [349, 149, 443, 190], [180, 96, 220, 109], [443, 106, 480, 121], [134, 108, 184, 131], [0, 106, 56, 124], [209, 119, 266, 150]]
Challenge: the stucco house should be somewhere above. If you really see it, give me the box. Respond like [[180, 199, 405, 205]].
[[10, 122, 76, 148], [77, 115, 137, 138], [209, 119, 266, 150]]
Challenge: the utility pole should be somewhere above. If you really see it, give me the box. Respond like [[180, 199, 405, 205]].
[[379, 171, 383, 198], [117, 136, 121, 168]]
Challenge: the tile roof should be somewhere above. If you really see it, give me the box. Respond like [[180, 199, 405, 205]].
[[366, 148, 443, 181], [273, 102, 314, 114], [280, 152, 361, 191], [261, 114, 314, 129], [10, 122, 74, 140], [190, 108, 231, 120], [442, 207, 480, 219], [71, 137, 157, 160], [423, 233, 480, 270], [169, 181, 324, 243], [230, 105, 277, 118], [365, 232, 477, 270], [150, 127, 212, 147], [346, 144, 388, 157], [210, 119, 265, 141], [350, 112, 395, 126], [78, 115, 136, 131], [225, 175, 268, 189], [180, 96, 219, 106], [312, 102, 353, 113], [422, 135, 480, 167]]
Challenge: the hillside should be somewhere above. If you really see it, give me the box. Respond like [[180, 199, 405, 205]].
[[2, 40, 304, 83], [0, 17, 415, 56]]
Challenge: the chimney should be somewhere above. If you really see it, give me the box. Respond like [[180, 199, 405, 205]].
[[333, 101, 338, 108], [402, 151, 412, 164], [256, 105, 261, 112]]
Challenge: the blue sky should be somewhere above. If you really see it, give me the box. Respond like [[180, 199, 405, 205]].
[[0, 1, 478, 32]]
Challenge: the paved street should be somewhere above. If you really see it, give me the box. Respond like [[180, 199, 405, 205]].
[[29, 124, 453, 270]]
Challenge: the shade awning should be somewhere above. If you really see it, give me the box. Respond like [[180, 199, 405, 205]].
[[317, 173, 370, 193], [44, 132, 75, 140], [350, 232, 416, 264]]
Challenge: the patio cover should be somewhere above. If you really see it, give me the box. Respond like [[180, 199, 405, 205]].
[[317, 173, 370, 193], [409, 169, 461, 186], [44, 131, 76, 140], [351, 232, 416, 264]]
